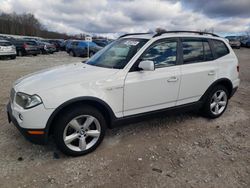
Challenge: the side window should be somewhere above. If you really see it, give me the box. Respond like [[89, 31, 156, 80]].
[[212, 40, 229, 58], [182, 39, 213, 64], [182, 40, 203, 64], [204, 41, 214, 61], [71, 42, 78, 46], [140, 40, 177, 68]]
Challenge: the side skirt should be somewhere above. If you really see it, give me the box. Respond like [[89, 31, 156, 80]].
[[110, 101, 203, 128]]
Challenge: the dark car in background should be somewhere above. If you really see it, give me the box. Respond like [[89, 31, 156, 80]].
[[93, 39, 110, 47], [34, 41, 57, 54], [45, 39, 64, 51], [228, 38, 241, 49], [241, 38, 250, 47], [68, 41, 102, 57], [65, 40, 75, 53], [10, 39, 40, 56], [43, 42, 57, 54]]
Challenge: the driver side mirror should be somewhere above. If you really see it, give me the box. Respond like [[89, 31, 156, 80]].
[[138, 60, 155, 71]]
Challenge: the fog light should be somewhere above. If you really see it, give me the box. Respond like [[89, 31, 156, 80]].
[[19, 113, 23, 121]]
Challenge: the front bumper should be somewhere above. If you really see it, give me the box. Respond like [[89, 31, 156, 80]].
[[6, 102, 48, 145]]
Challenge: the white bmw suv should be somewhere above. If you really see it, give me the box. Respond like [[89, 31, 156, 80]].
[[7, 31, 240, 156]]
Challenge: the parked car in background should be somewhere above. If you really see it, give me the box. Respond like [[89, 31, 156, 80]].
[[241, 38, 250, 47], [69, 41, 102, 57], [0, 40, 16, 59], [34, 41, 57, 54], [65, 40, 75, 53], [43, 42, 57, 54], [93, 39, 110, 47], [46, 39, 63, 51], [228, 38, 241, 49], [10, 39, 40, 56]]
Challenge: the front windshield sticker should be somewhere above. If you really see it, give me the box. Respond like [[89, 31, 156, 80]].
[[123, 40, 140, 46]]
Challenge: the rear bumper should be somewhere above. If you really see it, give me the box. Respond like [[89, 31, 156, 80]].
[[26, 50, 40, 55], [6, 102, 48, 145], [0, 51, 16, 56]]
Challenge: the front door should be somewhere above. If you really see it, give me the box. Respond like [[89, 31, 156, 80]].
[[124, 39, 181, 116]]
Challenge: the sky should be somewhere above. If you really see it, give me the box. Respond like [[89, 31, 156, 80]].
[[0, 0, 250, 37]]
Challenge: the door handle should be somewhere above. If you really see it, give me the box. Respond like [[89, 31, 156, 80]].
[[167, 76, 178, 82], [208, 71, 215, 75]]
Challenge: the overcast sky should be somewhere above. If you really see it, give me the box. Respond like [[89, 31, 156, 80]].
[[0, 0, 250, 36]]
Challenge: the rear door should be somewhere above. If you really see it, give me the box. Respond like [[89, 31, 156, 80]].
[[177, 37, 218, 105]]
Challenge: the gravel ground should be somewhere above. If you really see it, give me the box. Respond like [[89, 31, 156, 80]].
[[0, 51, 249, 188]]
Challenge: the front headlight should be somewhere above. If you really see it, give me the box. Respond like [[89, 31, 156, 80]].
[[16, 92, 42, 109]]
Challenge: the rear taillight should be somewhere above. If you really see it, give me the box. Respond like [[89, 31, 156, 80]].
[[23, 43, 28, 49], [237, 65, 239, 72]]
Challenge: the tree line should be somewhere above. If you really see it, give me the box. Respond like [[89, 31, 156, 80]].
[[0, 12, 70, 39]]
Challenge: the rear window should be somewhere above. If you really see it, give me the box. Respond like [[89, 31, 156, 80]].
[[212, 40, 229, 58], [25, 41, 37, 45], [0, 41, 12, 46]]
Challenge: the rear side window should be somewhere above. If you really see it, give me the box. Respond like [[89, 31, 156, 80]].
[[212, 40, 229, 58], [182, 39, 213, 64]]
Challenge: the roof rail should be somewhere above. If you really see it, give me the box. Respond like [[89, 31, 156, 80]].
[[119, 32, 152, 38], [153, 30, 219, 37]]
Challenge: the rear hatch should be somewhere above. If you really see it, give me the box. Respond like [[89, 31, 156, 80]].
[[0, 41, 15, 52]]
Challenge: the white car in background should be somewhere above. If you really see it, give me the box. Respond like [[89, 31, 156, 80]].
[[7, 31, 240, 156], [0, 40, 16, 59]]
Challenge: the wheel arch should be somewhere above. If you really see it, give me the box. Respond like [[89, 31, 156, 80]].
[[200, 78, 233, 103], [45, 97, 116, 136]]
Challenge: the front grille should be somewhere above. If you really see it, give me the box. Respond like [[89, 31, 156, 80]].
[[10, 88, 16, 103]]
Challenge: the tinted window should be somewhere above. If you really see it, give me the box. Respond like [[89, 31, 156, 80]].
[[204, 42, 213, 61], [71, 41, 79, 46], [182, 41, 203, 64], [182, 39, 213, 64], [141, 40, 177, 68], [212, 40, 229, 58], [25, 41, 37, 45]]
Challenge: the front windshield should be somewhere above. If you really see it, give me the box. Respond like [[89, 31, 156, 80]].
[[86, 38, 148, 69]]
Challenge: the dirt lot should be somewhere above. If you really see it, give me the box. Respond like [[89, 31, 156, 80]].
[[0, 50, 249, 188]]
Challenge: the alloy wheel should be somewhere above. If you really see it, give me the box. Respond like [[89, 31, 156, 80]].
[[63, 115, 101, 152], [210, 90, 228, 115]]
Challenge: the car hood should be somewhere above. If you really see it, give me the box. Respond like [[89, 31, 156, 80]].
[[14, 62, 119, 94]]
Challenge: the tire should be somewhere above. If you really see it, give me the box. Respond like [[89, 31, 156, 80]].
[[10, 55, 16, 59], [202, 85, 229, 119], [17, 50, 23, 56], [69, 50, 75, 57], [33, 54, 37, 56], [54, 105, 107, 156]]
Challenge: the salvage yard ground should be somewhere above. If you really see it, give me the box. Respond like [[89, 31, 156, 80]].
[[0, 50, 249, 188]]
